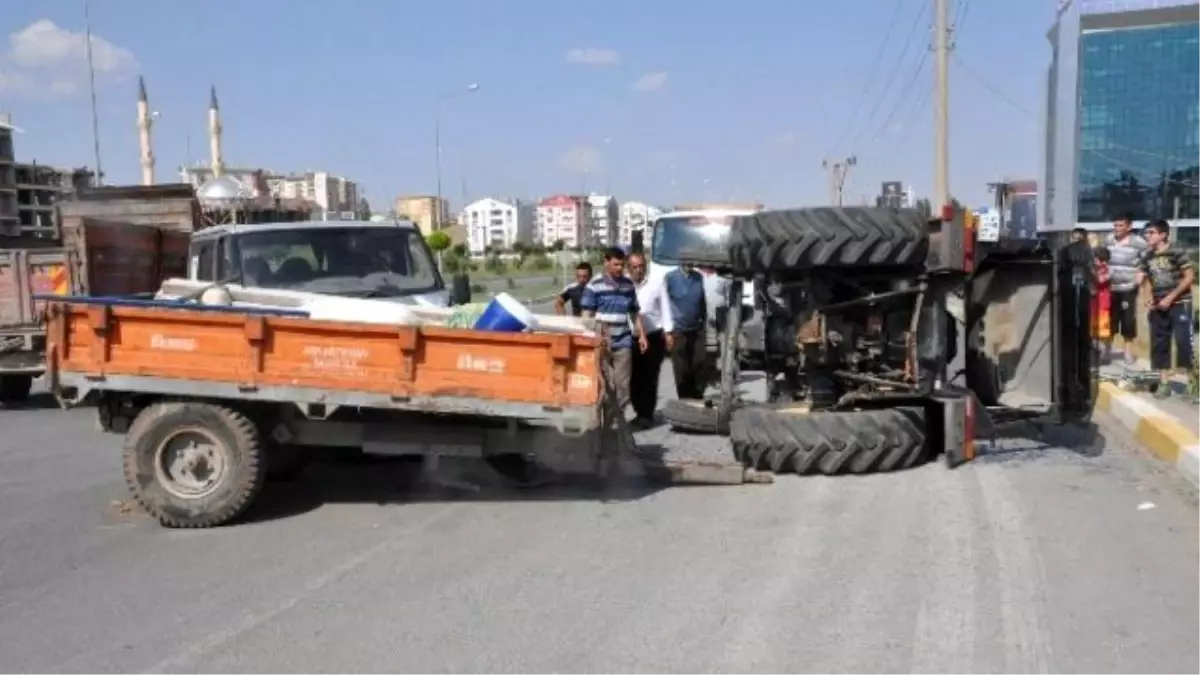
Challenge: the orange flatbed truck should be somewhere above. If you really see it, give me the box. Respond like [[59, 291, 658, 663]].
[[42, 297, 751, 528]]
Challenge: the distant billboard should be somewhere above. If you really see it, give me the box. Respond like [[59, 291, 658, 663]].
[[879, 181, 908, 208]]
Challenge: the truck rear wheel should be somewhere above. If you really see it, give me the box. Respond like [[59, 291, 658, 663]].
[[123, 402, 266, 528], [730, 406, 930, 475], [0, 375, 33, 402]]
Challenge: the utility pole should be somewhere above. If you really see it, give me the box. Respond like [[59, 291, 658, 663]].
[[822, 156, 856, 206], [934, 0, 951, 212]]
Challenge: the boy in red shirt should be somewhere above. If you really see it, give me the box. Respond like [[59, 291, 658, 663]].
[[1092, 247, 1112, 356]]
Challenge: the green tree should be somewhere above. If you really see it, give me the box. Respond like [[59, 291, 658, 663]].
[[426, 231, 452, 254], [451, 242, 469, 258], [484, 249, 507, 275], [357, 198, 372, 220], [550, 239, 566, 252]]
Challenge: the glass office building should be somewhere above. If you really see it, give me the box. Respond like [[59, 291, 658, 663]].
[[1041, 0, 1199, 244]]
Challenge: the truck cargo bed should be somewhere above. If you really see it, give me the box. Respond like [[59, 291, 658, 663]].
[[46, 298, 604, 429]]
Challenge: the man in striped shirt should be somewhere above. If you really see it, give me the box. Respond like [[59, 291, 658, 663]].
[[580, 247, 649, 416]]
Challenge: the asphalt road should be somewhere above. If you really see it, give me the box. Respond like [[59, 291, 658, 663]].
[[0, 370, 1197, 673]]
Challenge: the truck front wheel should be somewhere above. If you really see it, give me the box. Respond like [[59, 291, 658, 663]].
[[0, 375, 33, 403], [123, 402, 266, 528]]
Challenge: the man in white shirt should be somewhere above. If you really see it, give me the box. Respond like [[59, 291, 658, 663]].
[[627, 252, 673, 428]]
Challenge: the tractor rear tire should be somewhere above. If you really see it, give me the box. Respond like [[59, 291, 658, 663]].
[[730, 406, 931, 475], [728, 207, 928, 273], [661, 399, 730, 435]]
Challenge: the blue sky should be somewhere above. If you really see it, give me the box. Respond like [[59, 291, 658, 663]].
[[0, 0, 1055, 211]]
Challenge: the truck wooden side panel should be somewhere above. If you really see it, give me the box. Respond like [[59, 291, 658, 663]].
[[58, 183, 200, 235], [1, 221, 188, 328], [61, 219, 190, 298], [0, 248, 73, 328], [48, 303, 603, 409]]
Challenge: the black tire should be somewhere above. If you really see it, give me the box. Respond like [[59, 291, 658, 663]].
[[0, 375, 33, 402], [661, 399, 730, 435], [123, 402, 266, 528], [730, 406, 931, 475], [728, 207, 928, 273]]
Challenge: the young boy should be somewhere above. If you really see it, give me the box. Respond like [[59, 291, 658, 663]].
[[1137, 219, 1195, 398], [1092, 246, 1112, 359]]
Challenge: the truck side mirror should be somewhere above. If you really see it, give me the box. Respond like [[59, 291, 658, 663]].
[[450, 273, 472, 305]]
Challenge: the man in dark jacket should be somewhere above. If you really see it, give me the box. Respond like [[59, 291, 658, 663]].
[[664, 264, 708, 399]]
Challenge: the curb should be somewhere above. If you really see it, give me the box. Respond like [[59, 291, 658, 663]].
[[1096, 381, 1199, 487]]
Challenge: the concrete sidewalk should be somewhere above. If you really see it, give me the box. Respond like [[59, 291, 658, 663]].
[[1097, 361, 1198, 487]]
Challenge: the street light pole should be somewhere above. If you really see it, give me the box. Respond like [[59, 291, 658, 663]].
[[84, 0, 103, 185], [434, 83, 479, 231]]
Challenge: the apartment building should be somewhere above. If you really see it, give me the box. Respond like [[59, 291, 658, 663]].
[[537, 194, 588, 249], [618, 201, 663, 246], [0, 113, 95, 236], [585, 194, 619, 246], [461, 197, 534, 254], [0, 114, 17, 235], [15, 162, 94, 232], [180, 166, 360, 219], [394, 195, 450, 232]]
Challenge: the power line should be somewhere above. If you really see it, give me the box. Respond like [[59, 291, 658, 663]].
[[872, 76, 934, 161], [861, 49, 930, 149], [824, 0, 907, 155], [842, 2, 930, 153]]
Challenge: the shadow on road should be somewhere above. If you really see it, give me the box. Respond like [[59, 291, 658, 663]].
[[976, 419, 1107, 464], [0, 392, 64, 411], [242, 454, 665, 525]]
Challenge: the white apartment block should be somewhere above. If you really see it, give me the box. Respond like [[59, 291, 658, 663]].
[[537, 194, 588, 249], [180, 166, 360, 219], [585, 194, 619, 246], [618, 200, 663, 246], [462, 197, 534, 254]]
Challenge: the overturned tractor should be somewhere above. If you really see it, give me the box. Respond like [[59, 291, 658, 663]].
[[655, 206, 1095, 477]]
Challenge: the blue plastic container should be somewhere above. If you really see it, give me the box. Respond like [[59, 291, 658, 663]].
[[473, 292, 537, 332]]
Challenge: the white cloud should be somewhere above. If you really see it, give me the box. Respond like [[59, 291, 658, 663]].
[[565, 47, 620, 66], [0, 19, 137, 98], [558, 145, 604, 174], [633, 71, 668, 92]]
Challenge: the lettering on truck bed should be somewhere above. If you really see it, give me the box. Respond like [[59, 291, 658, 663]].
[[302, 345, 369, 377], [150, 334, 198, 352]]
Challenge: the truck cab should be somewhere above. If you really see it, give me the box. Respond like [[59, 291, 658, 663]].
[[188, 219, 449, 307], [648, 209, 762, 367]]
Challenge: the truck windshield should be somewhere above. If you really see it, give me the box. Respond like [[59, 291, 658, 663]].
[[234, 226, 442, 296], [650, 216, 733, 267]]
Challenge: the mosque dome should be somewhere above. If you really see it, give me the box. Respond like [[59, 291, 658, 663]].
[[196, 175, 251, 201]]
